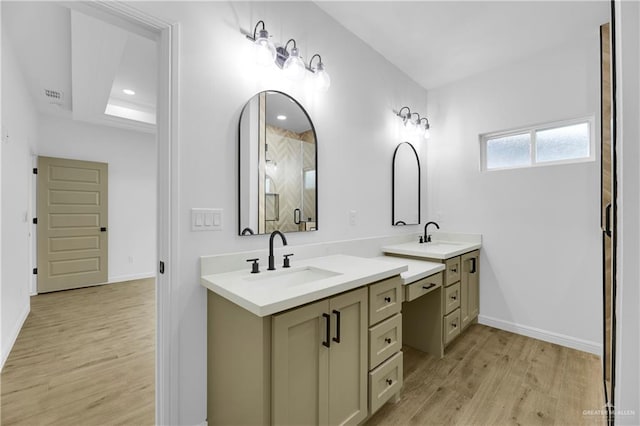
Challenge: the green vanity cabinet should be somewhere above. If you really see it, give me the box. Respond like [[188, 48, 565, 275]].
[[430, 249, 480, 346]]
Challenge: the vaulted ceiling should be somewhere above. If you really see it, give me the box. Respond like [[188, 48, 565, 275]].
[[3, 1, 610, 134], [316, 1, 610, 90]]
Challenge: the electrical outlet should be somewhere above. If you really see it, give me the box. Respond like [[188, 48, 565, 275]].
[[349, 210, 357, 226]]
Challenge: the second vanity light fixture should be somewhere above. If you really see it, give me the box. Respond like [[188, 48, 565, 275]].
[[395, 106, 431, 139], [246, 20, 331, 92]]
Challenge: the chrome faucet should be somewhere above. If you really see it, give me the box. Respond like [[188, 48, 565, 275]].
[[268, 230, 288, 270], [423, 221, 440, 243]]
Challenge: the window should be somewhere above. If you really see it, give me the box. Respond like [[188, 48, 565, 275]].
[[481, 118, 594, 171]]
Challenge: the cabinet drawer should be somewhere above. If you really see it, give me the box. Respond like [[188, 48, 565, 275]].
[[444, 282, 460, 314], [443, 308, 461, 345], [369, 276, 402, 325], [405, 272, 442, 302], [369, 314, 402, 369], [369, 351, 403, 414], [445, 256, 461, 286]]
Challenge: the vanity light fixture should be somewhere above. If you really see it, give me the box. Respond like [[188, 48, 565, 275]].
[[307, 54, 331, 92], [244, 21, 330, 91], [419, 117, 431, 139], [394, 106, 431, 140], [246, 20, 277, 67]]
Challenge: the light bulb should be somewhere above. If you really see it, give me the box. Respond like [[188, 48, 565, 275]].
[[283, 47, 305, 80], [313, 62, 331, 92], [410, 115, 421, 136], [254, 29, 276, 67], [424, 127, 431, 139]]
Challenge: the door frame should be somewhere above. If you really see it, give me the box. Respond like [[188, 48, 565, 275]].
[[65, 2, 180, 424]]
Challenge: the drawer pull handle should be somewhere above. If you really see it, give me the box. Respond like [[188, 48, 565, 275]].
[[422, 283, 436, 291], [470, 257, 477, 274], [452, 322, 458, 328], [332, 310, 341, 343], [385, 337, 392, 344], [322, 313, 331, 348], [384, 296, 391, 303], [386, 378, 393, 386], [451, 295, 457, 301], [451, 267, 458, 273]]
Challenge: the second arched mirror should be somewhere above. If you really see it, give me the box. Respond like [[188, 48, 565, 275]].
[[392, 142, 420, 226], [238, 91, 318, 236]]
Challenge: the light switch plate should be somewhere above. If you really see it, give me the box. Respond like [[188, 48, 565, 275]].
[[191, 208, 223, 231]]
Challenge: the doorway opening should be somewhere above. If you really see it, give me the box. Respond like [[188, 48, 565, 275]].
[[1, 2, 176, 424]]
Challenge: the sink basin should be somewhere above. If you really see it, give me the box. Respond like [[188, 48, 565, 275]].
[[243, 266, 342, 289]]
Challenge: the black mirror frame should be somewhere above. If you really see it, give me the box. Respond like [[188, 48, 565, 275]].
[[237, 90, 318, 236], [392, 141, 421, 226]]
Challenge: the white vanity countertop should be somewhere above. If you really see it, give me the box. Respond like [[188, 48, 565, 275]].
[[382, 232, 482, 260], [370, 256, 445, 285], [201, 254, 407, 317]]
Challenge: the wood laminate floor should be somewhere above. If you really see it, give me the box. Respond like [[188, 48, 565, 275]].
[[366, 324, 605, 426], [1, 278, 155, 426]]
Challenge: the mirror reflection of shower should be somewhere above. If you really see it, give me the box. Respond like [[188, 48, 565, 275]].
[[238, 91, 317, 235], [263, 129, 316, 233]]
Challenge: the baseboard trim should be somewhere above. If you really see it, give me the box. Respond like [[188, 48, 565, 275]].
[[1, 301, 30, 372], [31, 273, 156, 295], [478, 315, 602, 356], [108, 272, 156, 284]]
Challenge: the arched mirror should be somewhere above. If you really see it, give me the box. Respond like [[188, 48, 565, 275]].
[[392, 142, 420, 226], [238, 91, 317, 236]]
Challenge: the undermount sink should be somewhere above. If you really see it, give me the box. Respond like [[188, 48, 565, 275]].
[[201, 254, 408, 317], [243, 266, 342, 288]]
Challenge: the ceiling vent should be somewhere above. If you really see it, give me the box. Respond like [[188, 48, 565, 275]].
[[44, 89, 64, 105]]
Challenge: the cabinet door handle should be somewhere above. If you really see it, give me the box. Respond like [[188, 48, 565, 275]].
[[422, 283, 436, 291], [385, 337, 392, 344], [452, 322, 458, 329], [451, 294, 457, 301], [470, 258, 477, 274], [322, 313, 331, 348], [332, 310, 341, 343], [384, 296, 392, 303], [386, 379, 393, 386], [450, 266, 458, 273], [605, 203, 612, 237]]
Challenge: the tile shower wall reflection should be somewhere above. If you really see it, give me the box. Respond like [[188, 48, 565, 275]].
[[263, 125, 316, 233]]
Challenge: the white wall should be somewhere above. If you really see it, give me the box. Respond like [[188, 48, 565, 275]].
[[1, 27, 38, 370], [134, 2, 429, 423], [615, 0, 640, 423], [426, 35, 602, 353], [37, 115, 157, 288]]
